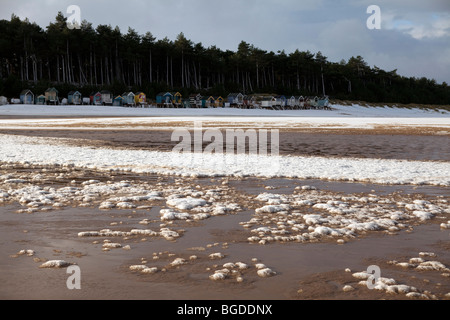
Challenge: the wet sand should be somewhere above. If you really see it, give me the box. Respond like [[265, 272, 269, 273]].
[[2, 129, 449, 161], [1, 203, 448, 300], [0, 165, 449, 300], [0, 124, 449, 301]]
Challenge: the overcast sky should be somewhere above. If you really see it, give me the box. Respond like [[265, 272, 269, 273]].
[[1, 0, 449, 83]]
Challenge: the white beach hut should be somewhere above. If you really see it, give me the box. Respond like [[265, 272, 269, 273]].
[[0, 96, 8, 105]]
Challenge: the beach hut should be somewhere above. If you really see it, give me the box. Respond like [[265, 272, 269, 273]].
[[100, 90, 113, 105], [170, 92, 182, 106], [156, 92, 174, 107], [243, 95, 253, 109], [227, 93, 244, 107], [134, 92, 147, 107], [45, 87, 59, 105], [20, 89, 34, 104], [205, 96, 215, 108], [214, 96, 224, 108], [123, 92, 135, 107], [274, 95, 287, 110], [35, 95, 46, 105], [308, 96, 319, 109], [199, 96, 207, 108], [182, 99, 191, 108], [68, 91, 82, 105], [200, 96, 216, 108], [156, 92, 164, 104], [162, 92, 173, 106], [249, 95, 261, 108], [318, 96, 330, 109], [189, 93, 202, 108], [287, 96, 297, 109], [260, 96, 276, 109], [113, 95, 124, 106], [0, 96, 8, 105], [296, 96, 305, 109], [91, 92, 102, 105]]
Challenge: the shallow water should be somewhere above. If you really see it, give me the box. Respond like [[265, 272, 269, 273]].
[[1, 127, 449, 300], [0, 174, 448, 300], [3, 130, 449, 161], [1, 203, 448, 300], [230, 176, 450, 197]]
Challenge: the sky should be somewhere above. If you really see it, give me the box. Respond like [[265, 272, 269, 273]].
[[1, 0, 450, 84]]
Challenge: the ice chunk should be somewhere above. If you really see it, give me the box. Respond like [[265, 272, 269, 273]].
[[166, 197, 207, 210], [352, 271, 370, 280], [102, 242, 122, 249], [257, 268, 276, 277], [18, 249, 35, 256], [416, 261, 447, 271], [40, 260, 72, 268], [160, 209, 190, 221], [209, 253, 225, 260], [130, 229, 159, 236], [159, 228, 180, 240], [116, 202, 136, 209], [78, 231, 100, 237], [142, 267, 158, 274], [343, 285, 354, 292], [129, 265, 147, 271], [313, 226, 334, 235], [235, 262, 249, 270], [170, 258, 186, 266], [255, 204, 291, 214], [209, 272, 226, 281]]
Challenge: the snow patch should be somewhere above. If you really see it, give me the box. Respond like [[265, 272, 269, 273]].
[[39, 260, 72, 268]]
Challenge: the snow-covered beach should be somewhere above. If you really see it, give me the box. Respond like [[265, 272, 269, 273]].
[[1, 104, 449, 186], [0, 103, 449, 132], [0, 103, 449, 300], [1, 103, 449, 118], [1, 133, 449, 186]]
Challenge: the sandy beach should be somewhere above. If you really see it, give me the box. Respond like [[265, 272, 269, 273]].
[[0, 104, 449, 300]]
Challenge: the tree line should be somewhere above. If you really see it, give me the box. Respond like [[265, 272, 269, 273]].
[[0, 12, 449, 105]]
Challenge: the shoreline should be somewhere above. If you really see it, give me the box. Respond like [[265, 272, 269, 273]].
[[2, 128, 450, 161]]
